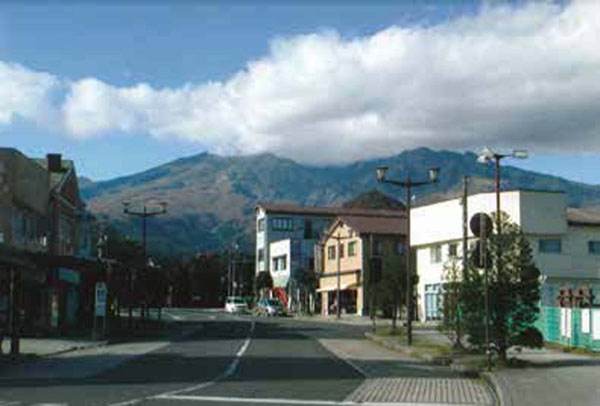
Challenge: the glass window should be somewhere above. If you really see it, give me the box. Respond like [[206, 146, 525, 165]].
[[539, 239, 561, 253], [339, 243, 345, 258], [449, 243, 458, 257], [258, 218, 265, 232], [374, 240, 383, 256], [348, 241, 356, 257], [272, 217, 293, 231], [327, 245, 336, 260], [395, 241, 406, 256], [589, 241, 600, 255], [304, 220, 312, 239], [258, 248, 264, 262], [430, 244, 442, 263]]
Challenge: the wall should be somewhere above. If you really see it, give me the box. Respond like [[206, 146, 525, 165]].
[[269, 239, 291, 288]]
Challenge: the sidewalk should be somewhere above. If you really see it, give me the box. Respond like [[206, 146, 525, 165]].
[[493, 347, 600, 406], [318, 335, 496, 405], [1, 337, 107, 357]]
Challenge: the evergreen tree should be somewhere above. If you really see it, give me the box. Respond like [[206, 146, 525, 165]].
[[461, 213, 543, 362], [440, 258, 463, 348]]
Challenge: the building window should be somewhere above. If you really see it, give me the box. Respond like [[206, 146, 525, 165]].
[[539, 238, 562, 253], [339, 243, 345, 258], [425, 284, 442, 320], [272, 255, 287, 271], [258, 248, 265, 262], [272, 217, 293, 231], [258, 218, 265, 232], [589, 241, 600, 255], [430, 244, 442, 263], [374, 240, 383, 256], [327, 245, 336, 260], [304, 220, 313, 239], [395, 241, 406, 256], [348, 241, 356, 257], [448, 243, 458, 258]]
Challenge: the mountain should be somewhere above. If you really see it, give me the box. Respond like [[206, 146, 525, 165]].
[[80, 148, 600, 257], [342, 189, 405, 210]]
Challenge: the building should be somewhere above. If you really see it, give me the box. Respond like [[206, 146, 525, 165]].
[[317, 214, 407, 316], [0, 149, 96, 334], [254, 202, 404, 305], [411, 189, 600, 321]]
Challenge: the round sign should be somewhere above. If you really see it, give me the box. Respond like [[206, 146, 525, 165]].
[[470, 212, 493, 237]]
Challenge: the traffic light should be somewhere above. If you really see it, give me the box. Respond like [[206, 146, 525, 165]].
[[469, 212, 493, 268], [369, 257, 382, 285]]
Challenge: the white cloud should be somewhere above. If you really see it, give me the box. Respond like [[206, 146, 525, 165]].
[[5, 0, 600, 163], [0, 61, 60, 126]]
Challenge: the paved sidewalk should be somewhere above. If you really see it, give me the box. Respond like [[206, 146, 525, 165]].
[[319, 338, 496, 405], [494, 347, 600, 406], [1, 337, 106, 357]]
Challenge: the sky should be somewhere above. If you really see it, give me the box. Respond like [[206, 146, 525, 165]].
[[1, 0, 599, 185]]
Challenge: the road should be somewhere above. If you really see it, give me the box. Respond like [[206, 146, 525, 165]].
[[0, 310, 493, 406]]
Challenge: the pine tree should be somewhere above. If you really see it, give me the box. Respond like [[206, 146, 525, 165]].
[[461, 213, 543, 362]]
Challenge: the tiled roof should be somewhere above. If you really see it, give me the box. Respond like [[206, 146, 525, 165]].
[[256, 202, 404, 218], [567, 208, 600, 226], [337, 215, 407, 235]]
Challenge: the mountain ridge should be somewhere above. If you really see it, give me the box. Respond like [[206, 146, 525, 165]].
[[80, 148, 600, 257]]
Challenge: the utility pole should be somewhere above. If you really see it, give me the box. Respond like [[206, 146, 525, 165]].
[[9, 268, 19, 355], [123, 201, 168, 320], [458, 175, 469, 347]]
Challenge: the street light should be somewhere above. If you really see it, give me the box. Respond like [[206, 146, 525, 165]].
[[375, 165, 440, 345], [476, 147, 528, 233]]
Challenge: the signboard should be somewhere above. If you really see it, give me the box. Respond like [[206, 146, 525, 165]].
[[95, 282, 107, 317]]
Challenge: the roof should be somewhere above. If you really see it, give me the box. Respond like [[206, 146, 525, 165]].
[[567, 208, 600, 226], [33, 158, 75, 190], [256, 202, 404, 218], [319, 215, 407, 243]]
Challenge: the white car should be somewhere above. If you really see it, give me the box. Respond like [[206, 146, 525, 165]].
[[225, 296, 248, 313]]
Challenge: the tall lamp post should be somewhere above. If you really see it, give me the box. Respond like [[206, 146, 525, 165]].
[[376, 166, 440, 346], [123, 201, 168, 319], [476, 148, 528, 232]]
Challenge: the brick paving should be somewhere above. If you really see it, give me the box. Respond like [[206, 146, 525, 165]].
[[346, 377, 494, 404]]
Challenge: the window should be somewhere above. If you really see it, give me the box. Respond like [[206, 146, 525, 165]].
[[272, 217, 293, 231], [304, 220, 312, 239], [539, 238, 561, 253], [395, 241, 406, 256], [339, 243, 345, 258], [448, 243, 458, 258], [258, 248, 265, 262], [272, 255, 287, 271], [257, 218, 265, 232], [430, 244, 442, 263], [348, 241, 356, 257], [589, 241, 600, 255], [374, 240, 383, 256], [327, 245, 336, 260]]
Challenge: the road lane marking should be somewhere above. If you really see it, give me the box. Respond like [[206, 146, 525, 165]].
[[106, 320, 255, 406]]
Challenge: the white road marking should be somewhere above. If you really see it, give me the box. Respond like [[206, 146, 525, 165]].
[[164, 311, 185, 321], [106, 320, 255, 406], [156, 394, 464, 405]]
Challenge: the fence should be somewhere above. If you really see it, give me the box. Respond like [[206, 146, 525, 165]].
[[537, 306, 600, 350]]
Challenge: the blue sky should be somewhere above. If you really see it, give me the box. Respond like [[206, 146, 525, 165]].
[[1, 0, 599, 185]]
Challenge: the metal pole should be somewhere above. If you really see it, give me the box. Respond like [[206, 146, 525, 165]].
[[459, 176, 469, 346], [495, 157, 501, 233], [406, 172, 413, 346], [337, 236, 341, 319], [9, 268, 19, 355], [481, 213, 491, 371], [370, 233, 376, 332]]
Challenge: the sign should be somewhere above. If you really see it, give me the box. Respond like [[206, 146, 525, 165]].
[[469, 212, 493, 237], [95, 282, 107, 317]]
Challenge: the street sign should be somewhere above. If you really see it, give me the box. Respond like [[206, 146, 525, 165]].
[[95, 282, 107, 317], [469, 212, 493, 237]]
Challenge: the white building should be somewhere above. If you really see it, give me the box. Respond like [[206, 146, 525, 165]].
[[411, 189, 600, 321]]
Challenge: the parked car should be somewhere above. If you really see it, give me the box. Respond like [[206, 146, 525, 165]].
[[225, 296, 248, 313], [257, 298, 285, 317]]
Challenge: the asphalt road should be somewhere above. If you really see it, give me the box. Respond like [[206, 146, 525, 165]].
[[0, 310, 372, 406]]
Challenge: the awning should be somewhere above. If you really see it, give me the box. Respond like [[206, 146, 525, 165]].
[[317, 282, 361, 292]]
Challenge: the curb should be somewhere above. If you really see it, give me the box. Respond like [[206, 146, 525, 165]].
[[482, 372, 509, 406], [364, 332, 439, 363]]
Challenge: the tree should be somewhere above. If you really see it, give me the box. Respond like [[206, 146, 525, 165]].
[[461, 213, 542, 362], [255, 271, 273, 298], [439, 258, 463, 348], [292, 268, 317, 314], [372, 254, 412, 333]]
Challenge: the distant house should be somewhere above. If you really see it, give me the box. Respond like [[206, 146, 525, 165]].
[[254, 202, 404, 307], [316, 214, 407, 316]]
